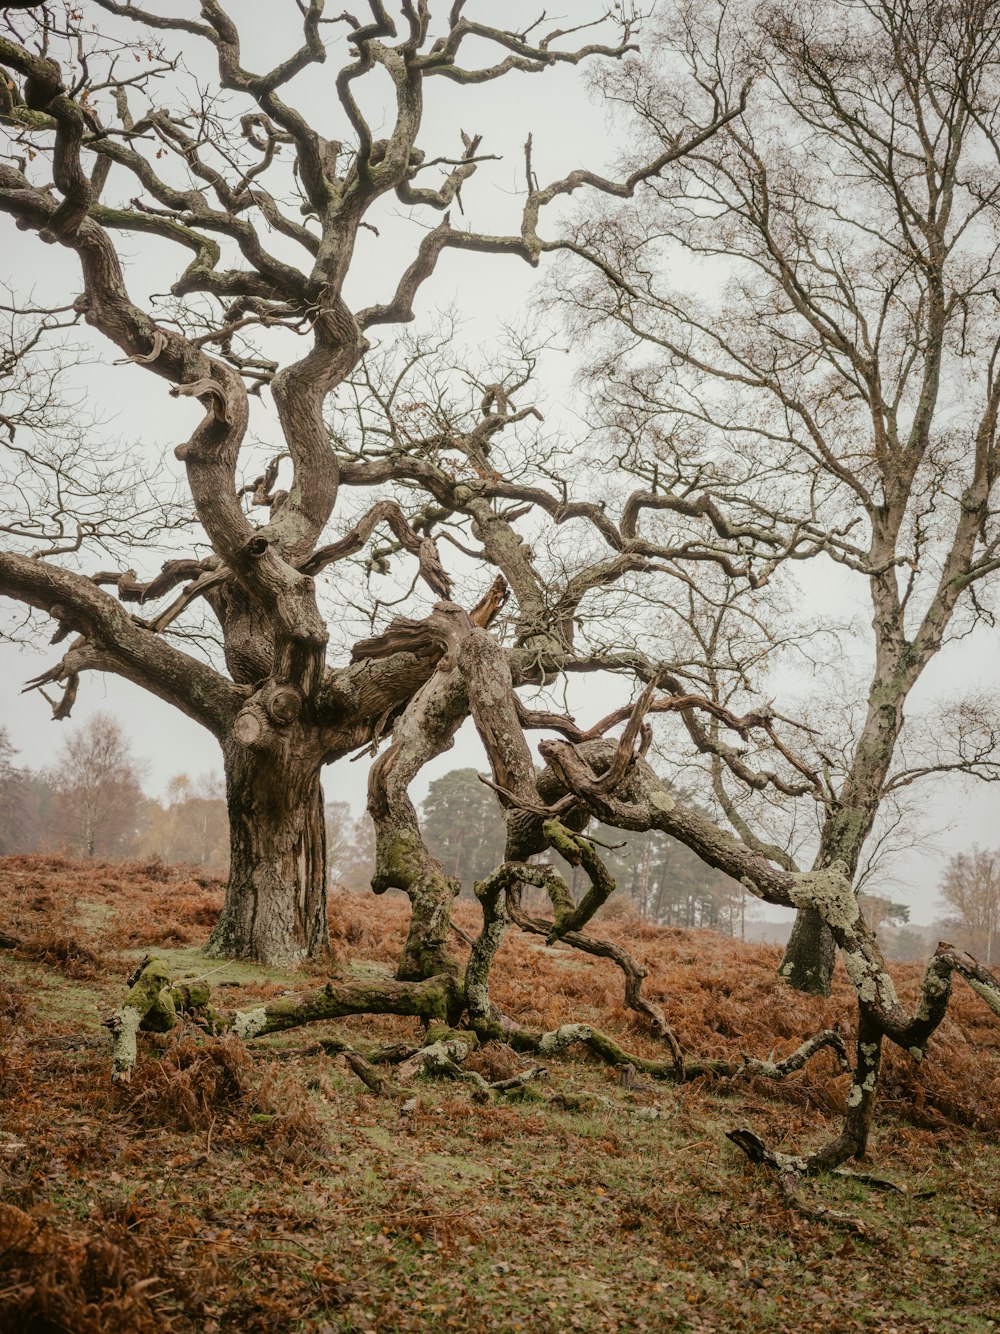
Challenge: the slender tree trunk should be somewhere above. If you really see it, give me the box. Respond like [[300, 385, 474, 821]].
[[654, 872, 667, 924], [781, 632, 913, 994], [205, 737, 329, 966]]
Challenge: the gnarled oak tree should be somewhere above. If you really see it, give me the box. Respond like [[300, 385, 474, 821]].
[[0, 0, 743, 965], [2, 2, 999, 1177]]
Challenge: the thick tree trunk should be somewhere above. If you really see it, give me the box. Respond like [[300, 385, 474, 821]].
[[205, 738, 329, 966]]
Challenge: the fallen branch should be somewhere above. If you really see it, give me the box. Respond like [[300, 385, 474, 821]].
[[507, 889, 685, 1076], [104, 955, 460, 1083], [343, 1049, 405, 1098], [726, 1129, 874, 1238]]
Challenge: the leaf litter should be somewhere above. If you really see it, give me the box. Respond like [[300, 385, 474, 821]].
[[0, 853, 997, 1332]]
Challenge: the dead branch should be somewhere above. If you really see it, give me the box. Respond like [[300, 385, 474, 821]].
[[506, 890, 684, 1076], [726, 1130, 874, 1237], [302, 498, 452, 598], [104, 955, 461, 1083]]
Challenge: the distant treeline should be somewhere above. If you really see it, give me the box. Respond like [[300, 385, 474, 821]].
[[0, 716, 229, 869], [330, 766, 755, 938], [0, 719, 749, 935], [4, 721, 991, 960]]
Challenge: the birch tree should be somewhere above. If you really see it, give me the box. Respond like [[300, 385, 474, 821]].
[[51, 711, 145, 857], [556, 0, 1000, 992], [939, 848, 1000, 966]]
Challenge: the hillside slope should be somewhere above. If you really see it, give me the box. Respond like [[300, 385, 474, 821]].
[[1, 854, 998, 1333]]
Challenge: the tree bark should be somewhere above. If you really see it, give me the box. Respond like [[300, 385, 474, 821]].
[[779, 906, 838, 996], [205, 734, 328, 966], [779, 624, 912, 995]]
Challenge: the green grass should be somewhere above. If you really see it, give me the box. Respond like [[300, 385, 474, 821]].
[[133, 943, 305, 990]]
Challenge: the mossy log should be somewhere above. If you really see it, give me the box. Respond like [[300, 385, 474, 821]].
[[474, 1018, 850, 1087], [105, 955, 460, 1083]]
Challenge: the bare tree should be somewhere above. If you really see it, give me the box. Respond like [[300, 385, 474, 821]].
[[3, 3, 999, 1179], [939, 847, 1000, 966], [327, 805, 376, 892], [0, 726, 21, 853], [326, 798, 379, 890], [553, 0, 1000, 993], [858, 894, 909, 936], [140, 771, 228, 869], [51, 711, 146, 857], [0, 2, 744, 964], [0, 741, 58, 854]]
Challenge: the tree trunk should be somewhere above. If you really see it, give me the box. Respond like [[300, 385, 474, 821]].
[[205, 737, 329, 966], [394, 866, 460, 982], [780, 633, 912, 994], [779, 906, 837, 996]]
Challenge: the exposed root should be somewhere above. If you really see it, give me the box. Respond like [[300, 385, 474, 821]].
[[104, 955, 459, 1082], [102, 936, 988, 1189], [508, 891, 684, 1075], [396, 1037, 475, 1084], [106, 961, 553, 1107], [325, 1030, 548, 1103], [286, 1032, 410, 1097], [726, 1130, 876, 1238], [476, 1066, 549, 1096], [547, 1089, 662, 1120], [481, 1018, 850, 1091], [315, 1037, 421, 1066], [724, 1012, 889, 1215]]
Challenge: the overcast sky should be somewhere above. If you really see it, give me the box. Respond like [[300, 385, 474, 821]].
[[2, 1, 998, 926]]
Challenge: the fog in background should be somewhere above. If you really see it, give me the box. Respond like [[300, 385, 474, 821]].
[[2, 0, 998, 925]]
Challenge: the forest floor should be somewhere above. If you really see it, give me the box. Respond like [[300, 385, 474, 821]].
[[0, 853, 998, 1334]]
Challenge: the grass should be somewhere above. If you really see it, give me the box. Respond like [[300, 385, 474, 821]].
[[147, 944, 305, 991], [0, 853, 998, 1332]]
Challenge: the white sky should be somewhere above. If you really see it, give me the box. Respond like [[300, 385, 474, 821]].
[[2, 1, 998, 925]]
